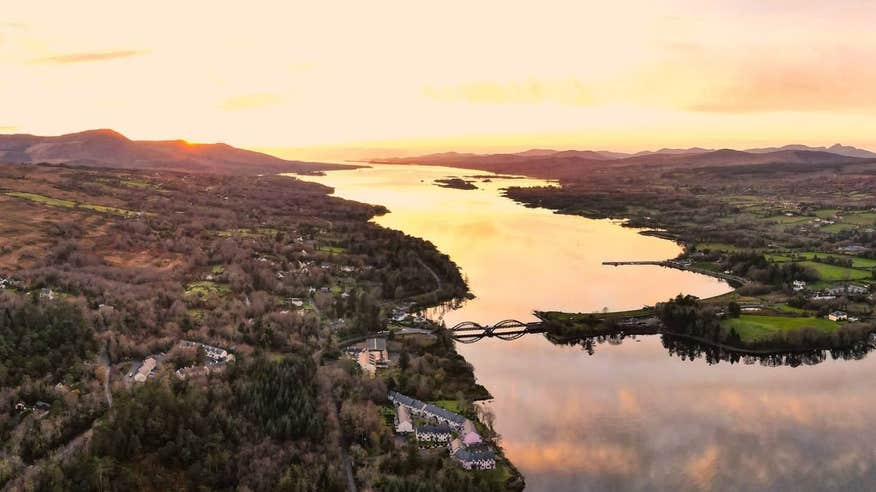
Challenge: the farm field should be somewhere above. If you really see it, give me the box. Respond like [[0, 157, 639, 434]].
[[722, 315, 839, 343], [797, 261, 871, 281]]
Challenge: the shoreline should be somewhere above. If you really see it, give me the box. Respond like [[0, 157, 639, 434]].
[[537, 311, 874, 356]]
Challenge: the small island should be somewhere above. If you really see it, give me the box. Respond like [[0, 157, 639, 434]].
[[435, 177, 478, 190]]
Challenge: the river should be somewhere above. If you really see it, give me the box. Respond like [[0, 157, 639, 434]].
[[301, 164, 876, 491]]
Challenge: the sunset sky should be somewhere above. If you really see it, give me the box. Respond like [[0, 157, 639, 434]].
[[3, 1, 876, 160]]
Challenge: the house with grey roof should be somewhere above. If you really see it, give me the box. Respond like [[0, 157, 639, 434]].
[[827, 284, 869, 296], [450, 438, 496, 470], [415, 425, 453, 446], [388, 391, 467, 430]]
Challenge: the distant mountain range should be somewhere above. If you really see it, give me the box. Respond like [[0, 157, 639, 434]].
[[370, 144, 876, 180], [0, 129, 350, 175]]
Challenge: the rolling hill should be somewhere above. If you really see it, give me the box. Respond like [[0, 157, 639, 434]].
[[0, 129, 352, 175], [371, 146, 874, 181]]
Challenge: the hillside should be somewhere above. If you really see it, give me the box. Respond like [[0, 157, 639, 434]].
[[371, 147, 873, 181], [0, 129, 352, 175]]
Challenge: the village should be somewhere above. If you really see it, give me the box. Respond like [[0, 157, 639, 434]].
[[390, 391, 497, 470], [125, 339, 237, 384], [341, 323, 504, 472]]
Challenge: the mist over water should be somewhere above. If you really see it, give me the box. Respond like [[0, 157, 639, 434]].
[[302, 164, 876, 491]]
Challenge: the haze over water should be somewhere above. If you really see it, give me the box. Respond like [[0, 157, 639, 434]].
[[302, 164, 876, 491]]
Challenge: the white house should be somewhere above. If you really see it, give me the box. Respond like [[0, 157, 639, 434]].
[[827, 284, 869, 296], [134, 357, 157, 383], [828, 311, 848, 322], [792, 280, 807, 292]]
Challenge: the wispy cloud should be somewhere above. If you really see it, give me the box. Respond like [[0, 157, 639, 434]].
[[33, 49, 148, 64], [0, 125, 17, 132], [219, 93, 284, 110], [688, 61, 876, 113]]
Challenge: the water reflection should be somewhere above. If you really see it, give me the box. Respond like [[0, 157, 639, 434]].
[[464, 334, 876, 491], [545, 331, 874, 368], [299, 164, 732, 326], [301, 164, 876, 491]]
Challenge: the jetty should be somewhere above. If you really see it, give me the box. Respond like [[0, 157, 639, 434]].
[[603, 260, 748, 285]]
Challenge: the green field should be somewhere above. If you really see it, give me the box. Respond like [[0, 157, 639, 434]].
[[430, 399, 463, 413], [722, 315, 838, 342], [764, 215, 808, 224], [318, 245, 347, 254], [184, 280, 231, 298], [841, 212, 876, 226], [5, 191, 76, 208], [5, 191, 138, 216], [798, 261, 871, 281], [121, 179, 159, 190], [773, 304, 810, 314], [821, 223, 858, 233], [696, 242, 760, 253], [815, 209, 840, 218], [767, 252, 876, 269]]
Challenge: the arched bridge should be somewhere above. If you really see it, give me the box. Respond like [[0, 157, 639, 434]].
[[448, 319, 544, 343]]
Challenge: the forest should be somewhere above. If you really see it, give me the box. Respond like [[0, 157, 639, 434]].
[[0, 163, 504, 491]]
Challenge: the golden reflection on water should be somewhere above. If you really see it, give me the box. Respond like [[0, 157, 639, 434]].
[[301, 164, 730, 325], [299, 164, 876, 491]]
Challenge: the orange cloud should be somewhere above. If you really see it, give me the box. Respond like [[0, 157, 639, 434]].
[[690, 65, 876, 113], [219, 93, 284, 110], [33, 49, 148, 64]]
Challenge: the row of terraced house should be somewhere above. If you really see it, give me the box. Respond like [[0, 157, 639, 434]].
[[389, 391, 496, 470]]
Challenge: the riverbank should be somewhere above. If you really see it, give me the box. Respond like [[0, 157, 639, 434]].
[[537, 302, 874, 355]]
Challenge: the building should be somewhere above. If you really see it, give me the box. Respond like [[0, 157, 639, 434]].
[[388, 391, 467, 430], [792, 280, 807, 292], [838, 244, 868, 254], [809, 294, 836, 301], [355, 338, 390, 375], [175, 364, 224, 380], [827, 284, 869, 296], [179, 340, 234, 364], [461, 419, 483, 446], [396, 405, 414, 433], [134, 357, 157, 382], [357, 350, 377, 377], [828, 311, 848, 322], [422, 403, 467, 430], [450, 439, 496, 470], [416, 425, 453, 446]]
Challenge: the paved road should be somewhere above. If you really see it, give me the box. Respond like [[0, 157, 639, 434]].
[[343, 454, 358, 492], [100, 343, 112, 408], [416, 257, 442, 293]]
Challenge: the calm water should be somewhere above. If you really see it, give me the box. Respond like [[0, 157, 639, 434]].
[[300, 164, 876, 491]]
